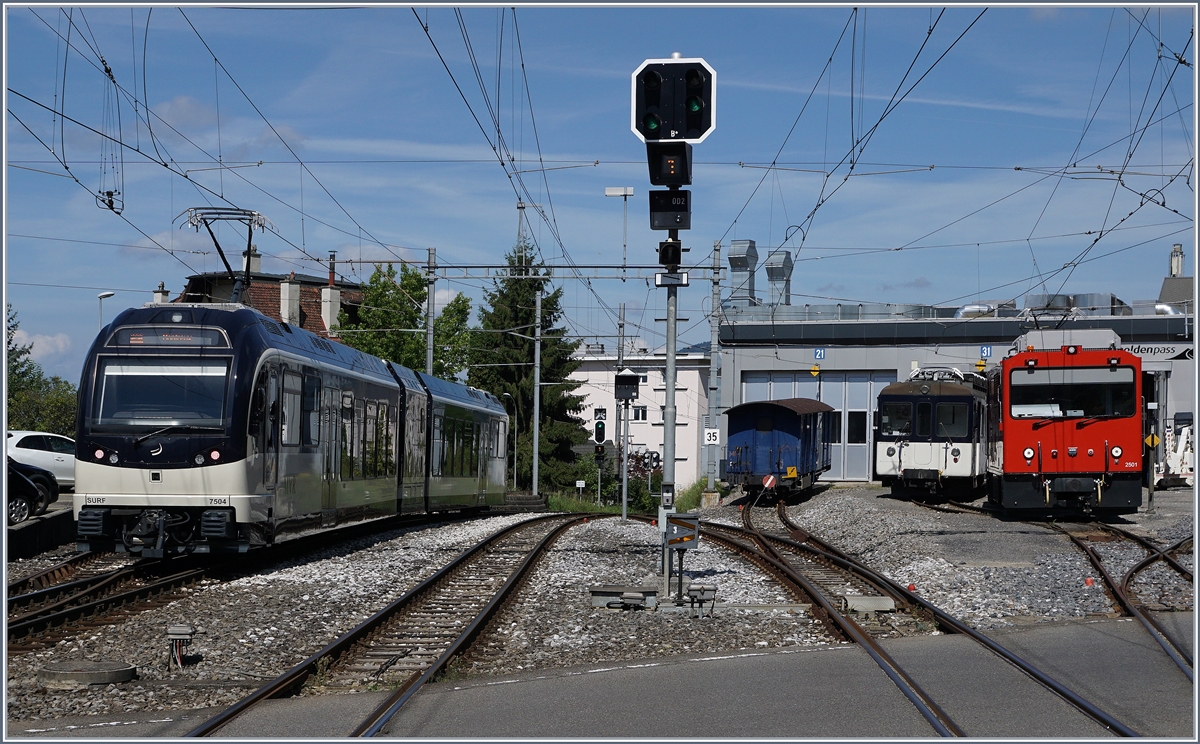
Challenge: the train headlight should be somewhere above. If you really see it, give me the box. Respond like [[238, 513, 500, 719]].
[[194, 454, 205, 465], [1111, 446, 1122, 459], [107, 453, 118, 464], [951, 448, 961, 457], [1022, 447, 1035, 459], [886, 447, 896, 457], [209, 450, 221, 462], [94, 449, 105, 460]]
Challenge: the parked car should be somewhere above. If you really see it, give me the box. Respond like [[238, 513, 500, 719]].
[[7, 459, 39, 525], [7, 457, 60, 516], [7, 431, 75, 490]]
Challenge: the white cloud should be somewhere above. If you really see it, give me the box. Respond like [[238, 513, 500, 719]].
[[13, 330, 72, 363]]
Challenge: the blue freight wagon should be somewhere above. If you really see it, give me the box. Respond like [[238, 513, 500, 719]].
[[725, 398, 833, 499]]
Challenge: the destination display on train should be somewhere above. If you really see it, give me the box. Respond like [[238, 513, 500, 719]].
[[111, 327, 228, 347]]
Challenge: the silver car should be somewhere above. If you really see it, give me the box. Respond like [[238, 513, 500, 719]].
[[7, 431, 75, 490]]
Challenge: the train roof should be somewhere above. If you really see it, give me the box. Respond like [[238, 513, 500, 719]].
[[878, 380, 986, 398], [386, 362, 426, 394], [416, 372, 507, 416], [107, 303, 393, 383], [725, 397, 833, 417]]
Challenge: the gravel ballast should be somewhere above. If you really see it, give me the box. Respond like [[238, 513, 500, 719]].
[[6, 484, 1193, 725]]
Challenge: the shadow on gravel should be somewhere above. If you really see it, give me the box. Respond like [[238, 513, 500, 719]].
[[877, 485, 1141, 526], [724, 482, 834, 509]]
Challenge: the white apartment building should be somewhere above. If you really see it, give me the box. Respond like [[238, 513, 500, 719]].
[[569, 339, 712, 489]]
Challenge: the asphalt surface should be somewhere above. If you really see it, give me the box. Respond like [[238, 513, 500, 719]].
[[9, 613, 1191, 738], [7, 486, 1193, 738]]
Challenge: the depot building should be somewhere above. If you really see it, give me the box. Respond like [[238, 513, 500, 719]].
[[715, 240, 1194, 482]]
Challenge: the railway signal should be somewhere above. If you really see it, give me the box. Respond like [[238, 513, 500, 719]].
[[633, 53, 716, 600], [594, 420, 606, 443], [631, 57, 716, 144]]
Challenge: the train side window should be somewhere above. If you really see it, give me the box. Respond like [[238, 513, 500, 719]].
[[383, 403, 396, 478], [249, 373, 267, 439], [352, 400, 365, 479], [847, 412, 867, 444], [282, 372, 302, 446], [432, 415, 444, 476], [936, 403, 969, 438], [915, 402, 932, 438], [341, 393, 354, 480], [302, 375, 321, 446], [364, 402, 378, 479]]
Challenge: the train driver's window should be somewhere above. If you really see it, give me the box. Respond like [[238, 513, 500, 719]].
[[915, 402, 933, 438], [282, 372, 302, 446], [878, 402, 912, 436]]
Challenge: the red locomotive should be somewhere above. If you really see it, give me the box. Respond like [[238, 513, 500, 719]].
[[987, 330, 1143, 514]]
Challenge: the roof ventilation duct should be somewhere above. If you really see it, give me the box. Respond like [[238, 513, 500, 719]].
[[764, 250, 793, 306], [727, 239, 759, 308]]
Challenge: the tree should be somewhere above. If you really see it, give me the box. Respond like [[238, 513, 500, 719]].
[[467, 243, 588, 492], [7, 303, 36, 389], [6, 303, 78, 436], [337, 263, 472, 379]]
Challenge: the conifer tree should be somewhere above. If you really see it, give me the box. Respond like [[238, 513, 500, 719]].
[[6, 303, 78, 435], [467, 243, 587, 491]]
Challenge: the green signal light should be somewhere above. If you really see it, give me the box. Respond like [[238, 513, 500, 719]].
[[686, 96, 704, 114], [643, 114, 661, 131]]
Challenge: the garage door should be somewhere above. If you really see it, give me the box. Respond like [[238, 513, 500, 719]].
[[741, 370, 896, 481]]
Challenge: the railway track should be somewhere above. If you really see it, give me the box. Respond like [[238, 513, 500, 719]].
[[7, 551, 133, 596], [904, 496, 1194, 681], [729, 501, 1140, 737], [7, 560, 215, 653], [1045, 522, 1193, 682], [8, 553, 145, 622], [6, 510, 478, 654], [691, 508, 962, 736], [185, 513, 597, 738]]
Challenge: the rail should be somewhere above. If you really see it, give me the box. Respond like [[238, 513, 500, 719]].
[[773, 502, 1140, 736], [186, 513, 596, 737]]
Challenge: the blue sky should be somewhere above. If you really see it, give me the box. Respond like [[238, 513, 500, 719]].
[[5, 5, 1196, 382]]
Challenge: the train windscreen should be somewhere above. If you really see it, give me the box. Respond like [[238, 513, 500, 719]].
[[936, 403, 969, 437], [878, 401, 912, 436], [1009, 366, 1136, 418], [92, 357, 230, 428]]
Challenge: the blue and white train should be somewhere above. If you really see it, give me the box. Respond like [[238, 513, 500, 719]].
[[873, 367, 989, 498], [73, 303, 508, 556]]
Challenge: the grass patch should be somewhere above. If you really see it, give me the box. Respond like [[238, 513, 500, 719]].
[[546, 493, 623, 514], [546, 479, 726, 515]]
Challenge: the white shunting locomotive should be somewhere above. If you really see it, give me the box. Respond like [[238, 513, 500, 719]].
[[74, 303, 508, 556]]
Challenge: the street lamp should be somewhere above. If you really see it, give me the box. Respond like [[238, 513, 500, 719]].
[[605, 187, 634, 273], [501, 392, 517, 491], [97, 291, 115, 331]]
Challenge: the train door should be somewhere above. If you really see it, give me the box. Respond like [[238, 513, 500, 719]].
[[754, 414, 773, 478], [323, 386, 342, 513], [264, 368, 280, 492]]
